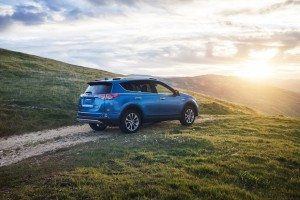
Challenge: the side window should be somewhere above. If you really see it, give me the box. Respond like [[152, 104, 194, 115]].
[[121, 82, 138, 92], [138, 82, 152, 93], [154, 83, 174, 95], [121, 81, 153, 93]]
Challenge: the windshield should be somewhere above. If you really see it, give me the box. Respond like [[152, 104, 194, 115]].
[[85, 83, 112, 95]]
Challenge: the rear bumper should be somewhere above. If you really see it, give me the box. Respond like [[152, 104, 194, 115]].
[[77, 112, 119, 125], [77, 118, 102, 123]]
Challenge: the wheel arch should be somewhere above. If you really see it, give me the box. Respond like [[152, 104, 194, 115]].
[[120, 104, 144, 122], [182, 101, 199, 116]]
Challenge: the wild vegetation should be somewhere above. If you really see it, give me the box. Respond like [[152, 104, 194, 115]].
[[0, 115, 299, 199], [0, 48, 116, 136]]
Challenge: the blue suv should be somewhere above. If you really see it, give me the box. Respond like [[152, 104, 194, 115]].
[[77, 77, 199, 133]]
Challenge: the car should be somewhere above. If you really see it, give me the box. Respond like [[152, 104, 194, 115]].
[[77, 77, 199, 133]]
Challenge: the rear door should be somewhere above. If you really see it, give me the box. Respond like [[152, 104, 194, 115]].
[[79, 82, 112, 113], [121, 80, 160, 117]]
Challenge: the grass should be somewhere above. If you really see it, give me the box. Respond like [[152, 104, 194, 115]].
[[0, 48, 256, 137], [0, 115, 299, 199], [0, 48, 116, 136], [185, 90, 257, 115]]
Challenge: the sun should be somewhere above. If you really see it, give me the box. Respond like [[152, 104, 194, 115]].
[[236, 49, 277, 80], [236, 62, 271, 80]]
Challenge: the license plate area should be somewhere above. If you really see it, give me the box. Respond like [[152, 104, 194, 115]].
[[82, 104, 94, 108], [82, 97, 95, 108]]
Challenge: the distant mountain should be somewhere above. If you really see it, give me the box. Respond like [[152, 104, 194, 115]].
[[166, 75, 300, 116], [269, 79, 300, 93]]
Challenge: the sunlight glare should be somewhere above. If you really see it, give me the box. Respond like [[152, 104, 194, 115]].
[[236, 49, 277, 80]]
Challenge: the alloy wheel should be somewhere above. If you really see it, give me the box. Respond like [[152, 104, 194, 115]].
[[185, 108, 195, 124], [125, 113, 140, 132]]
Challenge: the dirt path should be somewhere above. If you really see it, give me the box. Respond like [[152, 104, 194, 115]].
[[0, 125, 112, 167], [0, 115, 232, 167]]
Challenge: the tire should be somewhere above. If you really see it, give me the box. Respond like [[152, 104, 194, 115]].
[[180, 105, 196, 126], [119, 109, 141, 133], [89, 122, 107, 131]]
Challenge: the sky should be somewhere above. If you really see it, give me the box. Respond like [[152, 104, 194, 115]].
[[0, 0, 299, 79]]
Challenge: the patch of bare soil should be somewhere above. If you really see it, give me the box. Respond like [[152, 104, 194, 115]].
[[0, 125, 110, 167]]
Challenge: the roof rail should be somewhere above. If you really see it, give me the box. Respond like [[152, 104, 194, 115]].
[[124, 75, 157, 80]]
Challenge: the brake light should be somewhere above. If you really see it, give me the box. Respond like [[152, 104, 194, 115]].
[[98, 93, 120, 100]]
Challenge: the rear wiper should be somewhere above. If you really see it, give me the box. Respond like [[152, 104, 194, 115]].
[[85, 91, 92, 94]]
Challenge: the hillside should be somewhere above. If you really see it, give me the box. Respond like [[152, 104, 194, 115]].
[[269, 79, 300, 93], [0, 48, 117, 136], [167, 75, 300, 117], [0, 49, 255, 136]]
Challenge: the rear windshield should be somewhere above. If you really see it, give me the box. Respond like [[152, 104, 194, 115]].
[[85, 83, 112, 95]]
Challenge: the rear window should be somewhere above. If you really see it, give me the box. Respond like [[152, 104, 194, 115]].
[[85, 83, 112, 95]]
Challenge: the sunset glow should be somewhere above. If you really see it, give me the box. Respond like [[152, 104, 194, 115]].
[[236, 49, 278, 80], [236, 64, 271, 80]]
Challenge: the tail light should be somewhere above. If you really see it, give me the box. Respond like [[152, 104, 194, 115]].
[[98, 93, 120, 100]]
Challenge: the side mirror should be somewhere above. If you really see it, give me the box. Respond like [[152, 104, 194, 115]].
[[174, 90, 180, 96]]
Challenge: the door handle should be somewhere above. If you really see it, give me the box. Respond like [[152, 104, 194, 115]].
[[160, 97, 166, 100], [135, 97, 142, 100]]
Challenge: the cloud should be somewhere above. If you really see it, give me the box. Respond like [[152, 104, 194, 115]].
[[0, 15, 10, 29], [87, 0, 137, 6], [0, 0, 129, 30], [258, 0, 300, 14], [12, 4, 49, 25], [0, 3, 51, 30], [221, 0, 300, 16], [0, 0, 299, 78]]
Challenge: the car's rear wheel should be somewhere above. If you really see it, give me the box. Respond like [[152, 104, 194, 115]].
[[180, 106, 196, 126], [119, 109, 141, 133], [89, 122, 107, 131]]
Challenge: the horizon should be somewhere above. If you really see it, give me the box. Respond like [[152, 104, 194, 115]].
[[1, 47, 299, 81], [0, 0, 300, 79]]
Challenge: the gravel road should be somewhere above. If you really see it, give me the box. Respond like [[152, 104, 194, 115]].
[[0, 115, 231, 167]]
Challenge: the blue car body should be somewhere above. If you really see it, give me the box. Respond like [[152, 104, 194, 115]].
[[77, 77, 199, 131]]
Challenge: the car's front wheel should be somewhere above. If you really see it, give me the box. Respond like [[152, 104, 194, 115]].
[[89, 122, 107, 131], [180, 106, 196, 126], [119, 109, 141, 133]]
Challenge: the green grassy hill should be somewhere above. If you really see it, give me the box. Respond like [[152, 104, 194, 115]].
[[0, 48, 256, 136], [0, 48, 117, 136]]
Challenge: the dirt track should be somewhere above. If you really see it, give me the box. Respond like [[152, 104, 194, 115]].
[[0, 125, 111, 167], [0, 115, 230, 167]]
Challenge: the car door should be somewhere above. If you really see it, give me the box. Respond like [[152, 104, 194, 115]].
[[152, 81, 182, 117], [123, 80, 161, 118]]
